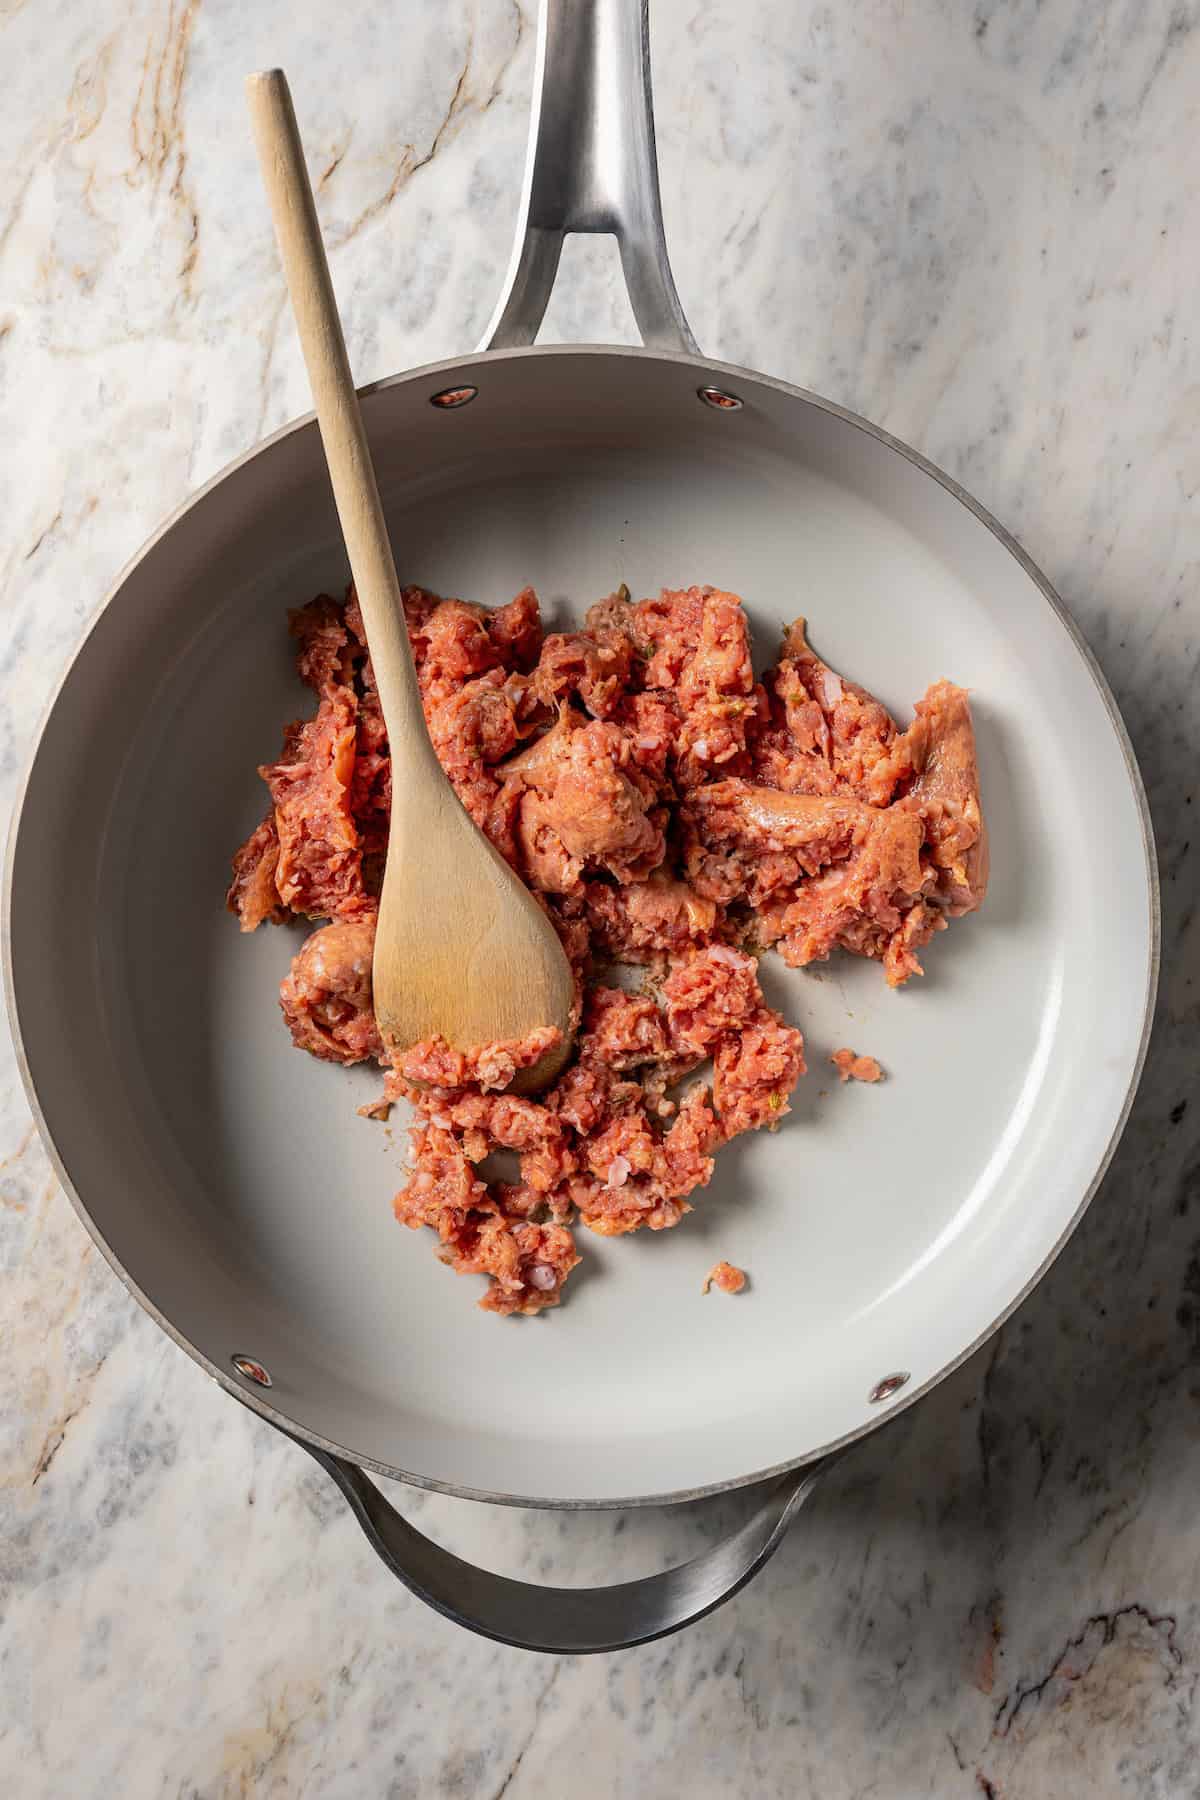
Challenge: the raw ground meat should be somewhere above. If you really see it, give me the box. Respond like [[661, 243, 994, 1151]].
[[279, 916, 382, 1064], [229, 583, 987, 1315], [702, 1260, 747, 1295], [831, 1049, 884, 1084]]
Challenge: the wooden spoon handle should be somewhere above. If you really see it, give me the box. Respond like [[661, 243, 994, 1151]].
[[246, 69, 429, 755]]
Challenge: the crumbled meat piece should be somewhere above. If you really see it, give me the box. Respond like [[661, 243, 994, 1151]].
[[357, 1093, 392, 1122], [896, 681, 989, 916], [487, 585, 543, 672], [412, 1089, 577, 1198], [754, 804, 929, 980], [477, 1221, 579, 1316], [831, 1049, 884, 1084], [417, 598, 503, 694], [231, 580, 986, 1314], [533, 629, 635, 719], [512, 719, 666, 890], [280, 916, 384, 1064], [395, 1026, 564, 1095], [752, 618, 909, 806], [713, 1009, 807, 1138], [393, 1124, 579, 1315], [499, 706, 583, 784], [261, 689, 372, 922], [580, 986, 671, 1069], [686, 755, 984, 987], [291, 593, 362, 694], [548, 1058, 619, 1136], [633, 585, 758, 787], [574, 1083, 720, 1237], [684, 781, 904, 901], [582, 870, 719, 963], [662, 944, 763, 1054], [702, 1260, 746, 1295], [227, 814, 287, 930]]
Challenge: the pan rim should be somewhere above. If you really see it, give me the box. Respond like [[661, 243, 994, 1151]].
[[3, 342, 1161, 1511]]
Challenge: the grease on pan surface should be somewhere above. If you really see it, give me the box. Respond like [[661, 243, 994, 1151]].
[[228, 584, 987, 1316]]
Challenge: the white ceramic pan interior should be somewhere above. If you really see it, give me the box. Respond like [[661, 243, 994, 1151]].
[[3, 0, 1156, 1651], [7, 337, 1155, 1501]]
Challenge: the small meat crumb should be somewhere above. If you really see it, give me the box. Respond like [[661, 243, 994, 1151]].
[[831, 1048, 884, 1084], [702, 1260, 746, 1295], [357, 1094, 392, 1122]]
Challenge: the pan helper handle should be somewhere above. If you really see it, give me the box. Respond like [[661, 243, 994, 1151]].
[[480, 0, 698, 354], [292, 1438, 835, 1654]]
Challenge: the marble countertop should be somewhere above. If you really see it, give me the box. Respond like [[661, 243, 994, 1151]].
[[2, 0, 1197, 1793]]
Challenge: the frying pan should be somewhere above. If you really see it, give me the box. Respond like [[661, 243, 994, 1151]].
[[3, 0, 1157, 1654]]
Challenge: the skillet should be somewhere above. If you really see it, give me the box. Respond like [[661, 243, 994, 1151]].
[[3, 0, 1158, 1651]]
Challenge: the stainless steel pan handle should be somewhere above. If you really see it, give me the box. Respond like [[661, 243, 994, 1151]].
[[480, 0, 699, 353], [298, 1440, 833, 1654]]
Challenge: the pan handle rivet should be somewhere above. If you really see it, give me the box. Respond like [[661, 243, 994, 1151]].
[[868, 1371, 910, 1405], [697, 386, 743, 411], [232, 1354, 273, 1388], [430, 384, 478, 409]]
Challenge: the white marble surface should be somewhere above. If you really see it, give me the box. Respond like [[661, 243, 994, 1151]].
[[2, 0, 1197, 1793]]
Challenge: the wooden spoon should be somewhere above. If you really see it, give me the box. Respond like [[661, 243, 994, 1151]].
[[246, 69, 574, 1089]]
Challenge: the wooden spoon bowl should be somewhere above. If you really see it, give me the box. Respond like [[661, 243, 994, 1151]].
[[247, 69, 575, 1089]]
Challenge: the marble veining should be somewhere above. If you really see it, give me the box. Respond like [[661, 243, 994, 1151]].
[[1, 0, 1198, 1794]]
